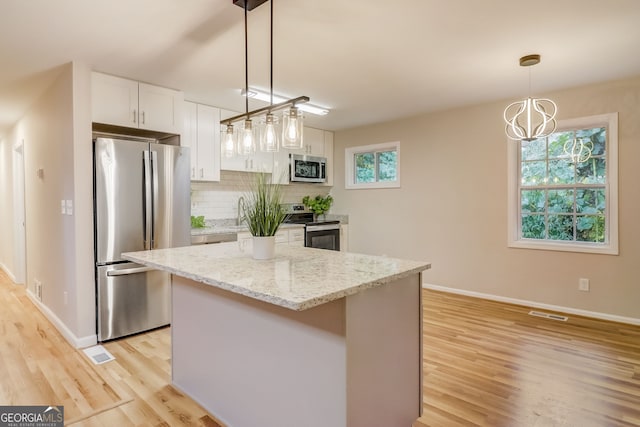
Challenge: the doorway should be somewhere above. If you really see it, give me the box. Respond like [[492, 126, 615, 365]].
[[12, 139, 26, 285]]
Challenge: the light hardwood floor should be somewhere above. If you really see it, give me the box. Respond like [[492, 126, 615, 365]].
[[416, 290, 640, 427], [0, 270, 223, 426], [2, 270, 639, 426]]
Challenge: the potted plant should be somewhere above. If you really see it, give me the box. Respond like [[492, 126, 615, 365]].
[[302, 194, 333, 221], [241, 173, 287, 259]]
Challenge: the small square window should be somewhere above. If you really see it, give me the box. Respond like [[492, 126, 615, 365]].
[[346, 142, 400, 189]]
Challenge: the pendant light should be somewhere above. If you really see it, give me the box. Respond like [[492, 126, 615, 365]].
[[221, 0, 317, 150], [238, 0, 256, 155], [504, 54, 557, 141], [222, 124, 236, 158], [282, 105, 303, 149], [260, 0, 279, 152]]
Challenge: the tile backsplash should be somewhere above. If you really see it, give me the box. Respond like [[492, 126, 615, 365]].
[[190, 171, 331, 220]]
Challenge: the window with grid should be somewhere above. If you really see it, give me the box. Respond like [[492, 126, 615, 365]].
[[346, 141, 400, 189], [508, 113, 618, 254]]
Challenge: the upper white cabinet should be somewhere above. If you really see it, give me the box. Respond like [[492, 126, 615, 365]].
[[272, 126, 334, 185], [183, 101, 221, 182], [92, 72, 183, 134], [301, 127, 325, 156]]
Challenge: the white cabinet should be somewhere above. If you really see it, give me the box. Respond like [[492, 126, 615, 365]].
[[237, 226, 305, 252], [183, 101, 220, 182], [301, 127, 325, 156], [288, 227, 305, 247], [272, 127, 335, 185], [92, 72, 183, 134], [340, 225, 349, 252], [323, 131, 334, 187]]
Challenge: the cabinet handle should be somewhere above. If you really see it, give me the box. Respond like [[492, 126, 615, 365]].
[[200, 168, 204, 178], [191, 167, 195, 178], [133, 109, 137, 124], [142, 111, 146, 124]]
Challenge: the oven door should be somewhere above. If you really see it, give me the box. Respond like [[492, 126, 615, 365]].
[[305, 224, 340, 251]]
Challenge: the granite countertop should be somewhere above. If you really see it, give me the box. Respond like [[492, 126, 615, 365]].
[[122, 243, 430, 311]]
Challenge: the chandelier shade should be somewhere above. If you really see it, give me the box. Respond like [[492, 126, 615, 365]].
[[504, 54, 557, 142], [504, 97, 557, 141]]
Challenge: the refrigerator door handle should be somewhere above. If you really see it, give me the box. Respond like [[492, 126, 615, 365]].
[[143, 150, 152, 250], [151, 150, 159, 249], [106, 266, 155, 276]]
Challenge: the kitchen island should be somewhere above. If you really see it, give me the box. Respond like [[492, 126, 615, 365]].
[[123, 243, 430, 427]]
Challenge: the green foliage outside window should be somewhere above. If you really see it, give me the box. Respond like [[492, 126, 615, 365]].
[[519, 126, 607, 243], [355, 149, 397, 184]]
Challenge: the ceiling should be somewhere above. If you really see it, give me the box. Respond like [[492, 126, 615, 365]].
[[1, 0, 640, 135]]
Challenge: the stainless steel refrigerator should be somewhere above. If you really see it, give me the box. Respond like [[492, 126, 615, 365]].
[[94, 136, 190, 341]]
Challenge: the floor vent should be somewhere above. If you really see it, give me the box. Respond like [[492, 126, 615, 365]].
[[82, 345, 115, 365], [528, 310, 568, 322]]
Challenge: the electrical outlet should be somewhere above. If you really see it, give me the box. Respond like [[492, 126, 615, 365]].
[[66, 199, 73, 215], [578, 278, 590, 292]]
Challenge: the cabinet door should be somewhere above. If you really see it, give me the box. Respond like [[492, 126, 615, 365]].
[[340, 225, 349, 252], [196, 104, 221, 181], [303, 127, 325, 156], [323, 131, 334, 186], [272, 149, 290, 184], [138, 82, 183, 134], [92, 72, 138, 128], [288, 227, 305, 246], [182, 101, 198, 180]]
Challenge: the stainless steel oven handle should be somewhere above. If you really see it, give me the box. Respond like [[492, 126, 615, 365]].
[[107, 266, 155, 277], [306, 224, 341, 232]]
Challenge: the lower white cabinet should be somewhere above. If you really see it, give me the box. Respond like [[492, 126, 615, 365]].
[[340, 225, 349, 252], [237, 226, 305, 252]]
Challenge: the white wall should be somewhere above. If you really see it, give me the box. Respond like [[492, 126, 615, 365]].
[[6, 62, 96, 347], [0, 135, 15, 278], [332, 75, 640, 321]]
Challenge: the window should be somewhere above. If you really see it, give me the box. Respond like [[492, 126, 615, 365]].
[[508, 113, 618, 254], [346, 142, 400, 189]]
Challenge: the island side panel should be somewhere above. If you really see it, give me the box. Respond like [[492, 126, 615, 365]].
[[345, 273, 422, 427], [171, 275, 348, 427]]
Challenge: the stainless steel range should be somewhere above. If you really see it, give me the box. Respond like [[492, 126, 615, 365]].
[[282, 203, 340, 251]]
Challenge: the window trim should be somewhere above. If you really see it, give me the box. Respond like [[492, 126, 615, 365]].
[[345, 141, 400, 189], [507, 112, 619, 255]]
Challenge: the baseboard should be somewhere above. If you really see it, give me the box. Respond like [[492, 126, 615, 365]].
[[422, 283, 640, 326], [26, 289, 98, 349], [0, 262, 17, 283]]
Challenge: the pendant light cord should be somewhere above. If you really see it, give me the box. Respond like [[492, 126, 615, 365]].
[[270, 0, 274, 107], [244, 1, 249, 115]]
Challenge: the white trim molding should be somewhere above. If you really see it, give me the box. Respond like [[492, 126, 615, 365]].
[[0, 262, 17, 283], [422, 283, 640, 326], [26, 289, 98, 349], [345, 141, 400, 189]]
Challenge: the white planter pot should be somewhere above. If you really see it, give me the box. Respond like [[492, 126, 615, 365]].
[[252, 236, 276, 260]]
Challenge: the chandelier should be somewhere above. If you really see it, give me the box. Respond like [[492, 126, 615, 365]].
[[504, 54, 557, 141], [221, 0, 319, 157]]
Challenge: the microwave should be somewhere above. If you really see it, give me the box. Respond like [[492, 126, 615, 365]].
[[290, 154, 327, 183]]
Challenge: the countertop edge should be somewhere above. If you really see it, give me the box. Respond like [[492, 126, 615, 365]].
[[122, 253, 430, 311]]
